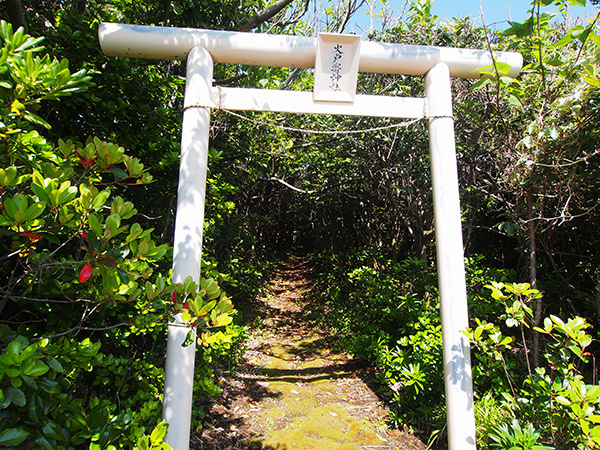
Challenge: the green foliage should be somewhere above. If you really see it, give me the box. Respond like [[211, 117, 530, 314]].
[[135, 421, 170, 450], [467, 282, 600, 449], [308, 250, 445, 428], [311, 245, 600, 448], [2, 0, 600, 448], [0, 19, 239, 449], [475, 392, 512, 449], [373, 311, 442, 427], [489, 420, 553, 450], [0, 326, 156, 449], [0, 20, 91, 130], [170, 275, 237, 348]]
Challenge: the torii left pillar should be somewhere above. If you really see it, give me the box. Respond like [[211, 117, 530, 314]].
[[163, 46, 213, 450]]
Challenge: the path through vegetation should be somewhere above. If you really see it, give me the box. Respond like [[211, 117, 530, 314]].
[[192, 256, 426, 450]]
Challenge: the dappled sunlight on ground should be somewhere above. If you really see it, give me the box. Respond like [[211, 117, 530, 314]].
[[191, 255, 425, 450]]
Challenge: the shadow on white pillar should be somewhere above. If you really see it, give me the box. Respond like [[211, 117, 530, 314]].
[[163, 46, 214, 450], [425, 62, 477, 450]]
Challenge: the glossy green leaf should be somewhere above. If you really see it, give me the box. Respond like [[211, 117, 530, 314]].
[[0, 428, 30, 446]]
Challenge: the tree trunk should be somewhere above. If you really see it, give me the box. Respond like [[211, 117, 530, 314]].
[[5, 0, 27, 32], [528, 188, 542, 368], [74, 0, 88, 14], [596, 268, 600, 329]]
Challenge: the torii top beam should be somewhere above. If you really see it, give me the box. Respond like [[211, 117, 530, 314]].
[[98, 23, 522, 79]]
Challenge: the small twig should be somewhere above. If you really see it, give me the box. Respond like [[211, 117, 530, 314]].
[[535, 0, 547, 92], [31, 317, 172, 341]]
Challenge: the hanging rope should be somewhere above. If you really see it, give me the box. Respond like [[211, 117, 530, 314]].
[[184, 103, 425, 135], [181, 83, 441, 135], [216, 109, 425, 135]]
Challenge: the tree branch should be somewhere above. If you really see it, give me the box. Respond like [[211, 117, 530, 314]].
[[261, 176, 315, 194], [5, 0, 27, 32], [279, 68, 303, 90], [237, 0, 296, 32], [214, 72, 249, 85], [337, 0, 355, 33]]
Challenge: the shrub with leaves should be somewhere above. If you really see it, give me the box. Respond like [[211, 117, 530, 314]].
[[489, 419, 553, 450], [308, 250, 445, 429], [466, 282, 600, 449], [0, 20, 238, 448], [0, 327, 142, 449]]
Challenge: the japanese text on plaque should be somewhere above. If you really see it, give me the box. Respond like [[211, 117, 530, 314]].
[[329, 44, 344, 91]]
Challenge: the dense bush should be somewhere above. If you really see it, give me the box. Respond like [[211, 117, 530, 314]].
[[0, 21, 240, 448], [309, 245, 600, 448], [467, 282, 600, 449], [307, 250, 445, 429]]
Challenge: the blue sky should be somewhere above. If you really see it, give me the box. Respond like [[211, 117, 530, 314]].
[[432, 0, 598, 26], [348, 1, 598, 34]]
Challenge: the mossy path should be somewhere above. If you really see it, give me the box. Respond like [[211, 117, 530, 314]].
[[193, 256, 425, 450]]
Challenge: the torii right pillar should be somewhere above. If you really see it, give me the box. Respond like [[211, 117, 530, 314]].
[[425, 62, 477, 449]]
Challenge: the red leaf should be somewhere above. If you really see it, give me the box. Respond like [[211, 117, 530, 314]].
[[77, 151, 96, 170], [19, 232, 42, 241], [170, 290, 177, 304], [79, 263, 93, 283]]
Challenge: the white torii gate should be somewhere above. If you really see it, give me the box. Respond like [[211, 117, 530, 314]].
[[98, 23, 522, 450]]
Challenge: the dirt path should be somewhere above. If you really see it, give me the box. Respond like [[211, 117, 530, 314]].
[[192, 255, 425, 450]]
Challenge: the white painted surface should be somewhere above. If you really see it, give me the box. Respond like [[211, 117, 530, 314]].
[[205, 87, 426, 119], [425, 63, 476, 450], [163, 46, 213, 450], [313, 33, 361, 102], [98, 22, 522, 79]]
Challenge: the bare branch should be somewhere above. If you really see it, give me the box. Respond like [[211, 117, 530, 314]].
[[214, 72, 249, 86], [337, 0, 367, 33], [234, 163, 315, 194], [261, 176, 315, 194], [237, 0, 296, 32], [31, 320, 159, 341], [534, 149, 600, 168], [279, 68, 303, 90]]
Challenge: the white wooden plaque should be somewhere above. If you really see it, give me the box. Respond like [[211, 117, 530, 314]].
[[313, 33, 361, 103]]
